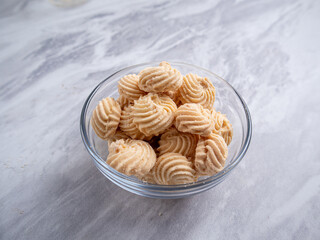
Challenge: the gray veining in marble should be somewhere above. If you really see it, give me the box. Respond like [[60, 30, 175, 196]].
[[1, 0, 320, 239]]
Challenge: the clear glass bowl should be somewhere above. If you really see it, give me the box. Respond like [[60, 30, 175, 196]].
[[80, 62, 252, 199]]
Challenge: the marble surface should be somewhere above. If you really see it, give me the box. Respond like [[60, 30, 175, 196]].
[[1, 0, 320, 239]]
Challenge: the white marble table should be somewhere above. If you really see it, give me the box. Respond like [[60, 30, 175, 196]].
[[1, 0, 319, 239]]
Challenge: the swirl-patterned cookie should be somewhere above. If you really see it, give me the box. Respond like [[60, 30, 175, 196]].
[[178, 73, 215, 109], [165, 90, 181, 106], [157, 127, 198, 157], [153, 153, 197, 185], [118, 74, 146, 101], [139, 169, 156, 184], [159, 61, 171, 69], [138, 62, 183, 93], [174, 103, 214, 136], [117, 95, 131, 109], [119, 105, 150, 140], [107, 139, 156, 178], [132, 93, 177, 137], [91, 97, 121, 140], [211, 109, 233, 145], [194, 133, 228, 176]]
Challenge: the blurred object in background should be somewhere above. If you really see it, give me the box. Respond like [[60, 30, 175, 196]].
[[49, 0, 87, 8]]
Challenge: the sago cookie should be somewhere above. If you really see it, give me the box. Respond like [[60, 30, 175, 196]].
[[211, 109, 233, 145], [139, 169, 156, 184], [178, 73, 215, 109], [132, 93, 177, 137], [118, 74, 146, 102], [194, 133, 228, 176], [174, 103, 214, 136], [138, 62, 183, 93], [153, 153, 197, 185], [165, 90, 181, 106], [119, 105, 150, 140], [91, 97, 121, 140], [117, 95, 131, 109], [107, 139, 157, 178], [157, 127, 198, 158]]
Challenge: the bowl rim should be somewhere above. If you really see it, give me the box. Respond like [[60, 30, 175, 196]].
[[80, 61, 252, 190]]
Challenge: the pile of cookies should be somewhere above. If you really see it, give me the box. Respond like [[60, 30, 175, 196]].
[[91, 62, 233, 185]]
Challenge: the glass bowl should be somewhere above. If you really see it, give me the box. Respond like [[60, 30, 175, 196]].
[[80, 62, 252, 199]]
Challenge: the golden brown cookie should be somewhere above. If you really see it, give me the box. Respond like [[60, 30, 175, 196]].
[[194, 133, 228, 176], [178, 73, 215, 109], [117, 95, 131, 109], [139, 169, 156, 184], [165, 90, 181, 106], [211, 109, 233, 145], [138, 62, 182, 93], [132, 93, 177, 137], [157, 127, 198, 158], [118, 74, 146, 101], [107, 139, 156, 178], [153, 153, 197, 185], [91, 97, 121, 140], [119, 105, 150, 140], [174, 103, 214, 136]]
